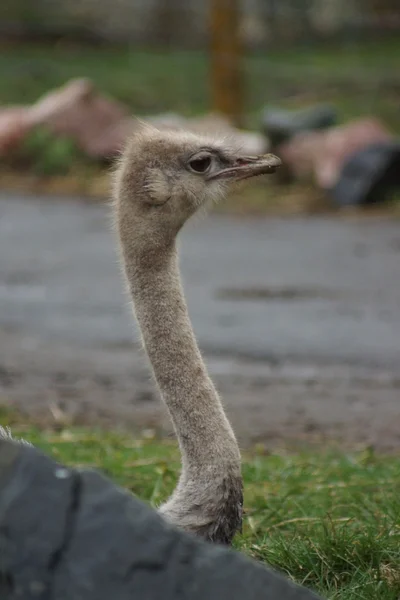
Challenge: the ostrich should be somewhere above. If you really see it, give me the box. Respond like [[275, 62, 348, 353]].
[[0, 126, 280, 545], [113, 124, 281, 544]]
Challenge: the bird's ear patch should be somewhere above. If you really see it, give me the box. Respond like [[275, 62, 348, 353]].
[[143, 169, 172, 206]]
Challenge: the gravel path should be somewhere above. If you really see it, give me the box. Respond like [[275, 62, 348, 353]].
[[0, 193, 399, 449]]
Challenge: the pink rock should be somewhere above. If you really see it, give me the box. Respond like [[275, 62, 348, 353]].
[[279, 118, 393, 188], [0, 107, 31, 155], [27, 78, 132, 158], [314, 118, 393, 188]]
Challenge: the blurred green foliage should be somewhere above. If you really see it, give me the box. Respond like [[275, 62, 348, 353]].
[[0, 37, 399, 132], [8, 126, 92, 175]]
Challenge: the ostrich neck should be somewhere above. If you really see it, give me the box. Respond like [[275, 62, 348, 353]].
[[123, 241, 240, 472]]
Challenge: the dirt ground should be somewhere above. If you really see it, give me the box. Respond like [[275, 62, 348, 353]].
[[1, 328, 400, 451], [0, 194, 399, 450]]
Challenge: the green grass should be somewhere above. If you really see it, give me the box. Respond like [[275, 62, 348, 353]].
[[1, 37, 399, 132], [8, 421, 400, 600]]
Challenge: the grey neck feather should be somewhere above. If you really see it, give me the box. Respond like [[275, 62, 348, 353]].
[[115, 186, 242, 542], [122, 242, 240, 473]]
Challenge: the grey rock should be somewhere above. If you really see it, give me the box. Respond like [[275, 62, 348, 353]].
[[0, 439, 322, 599]]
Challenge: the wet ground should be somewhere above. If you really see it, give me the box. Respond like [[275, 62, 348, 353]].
[[0, 193, 399, 449]]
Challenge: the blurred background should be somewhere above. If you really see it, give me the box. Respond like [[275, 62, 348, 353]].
[[1, 0, 399, 119], [0, 0, 399, 209], [0, 0, 399, 450]]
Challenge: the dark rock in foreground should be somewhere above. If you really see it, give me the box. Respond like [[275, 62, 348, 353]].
[[0, 439, 322, 599]]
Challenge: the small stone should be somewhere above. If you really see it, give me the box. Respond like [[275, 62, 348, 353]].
[[54, 467, 70, 479]]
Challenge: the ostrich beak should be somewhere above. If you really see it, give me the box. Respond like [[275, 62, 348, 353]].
[[208, 153, 282, 182]]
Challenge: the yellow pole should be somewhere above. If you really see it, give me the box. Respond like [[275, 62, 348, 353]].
[[209, 0, 244, 128]]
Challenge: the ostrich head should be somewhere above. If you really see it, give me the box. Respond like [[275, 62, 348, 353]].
[[113, 125, 281, 255]]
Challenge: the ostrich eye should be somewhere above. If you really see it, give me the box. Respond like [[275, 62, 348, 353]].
[[189, 156, 212, 173]]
